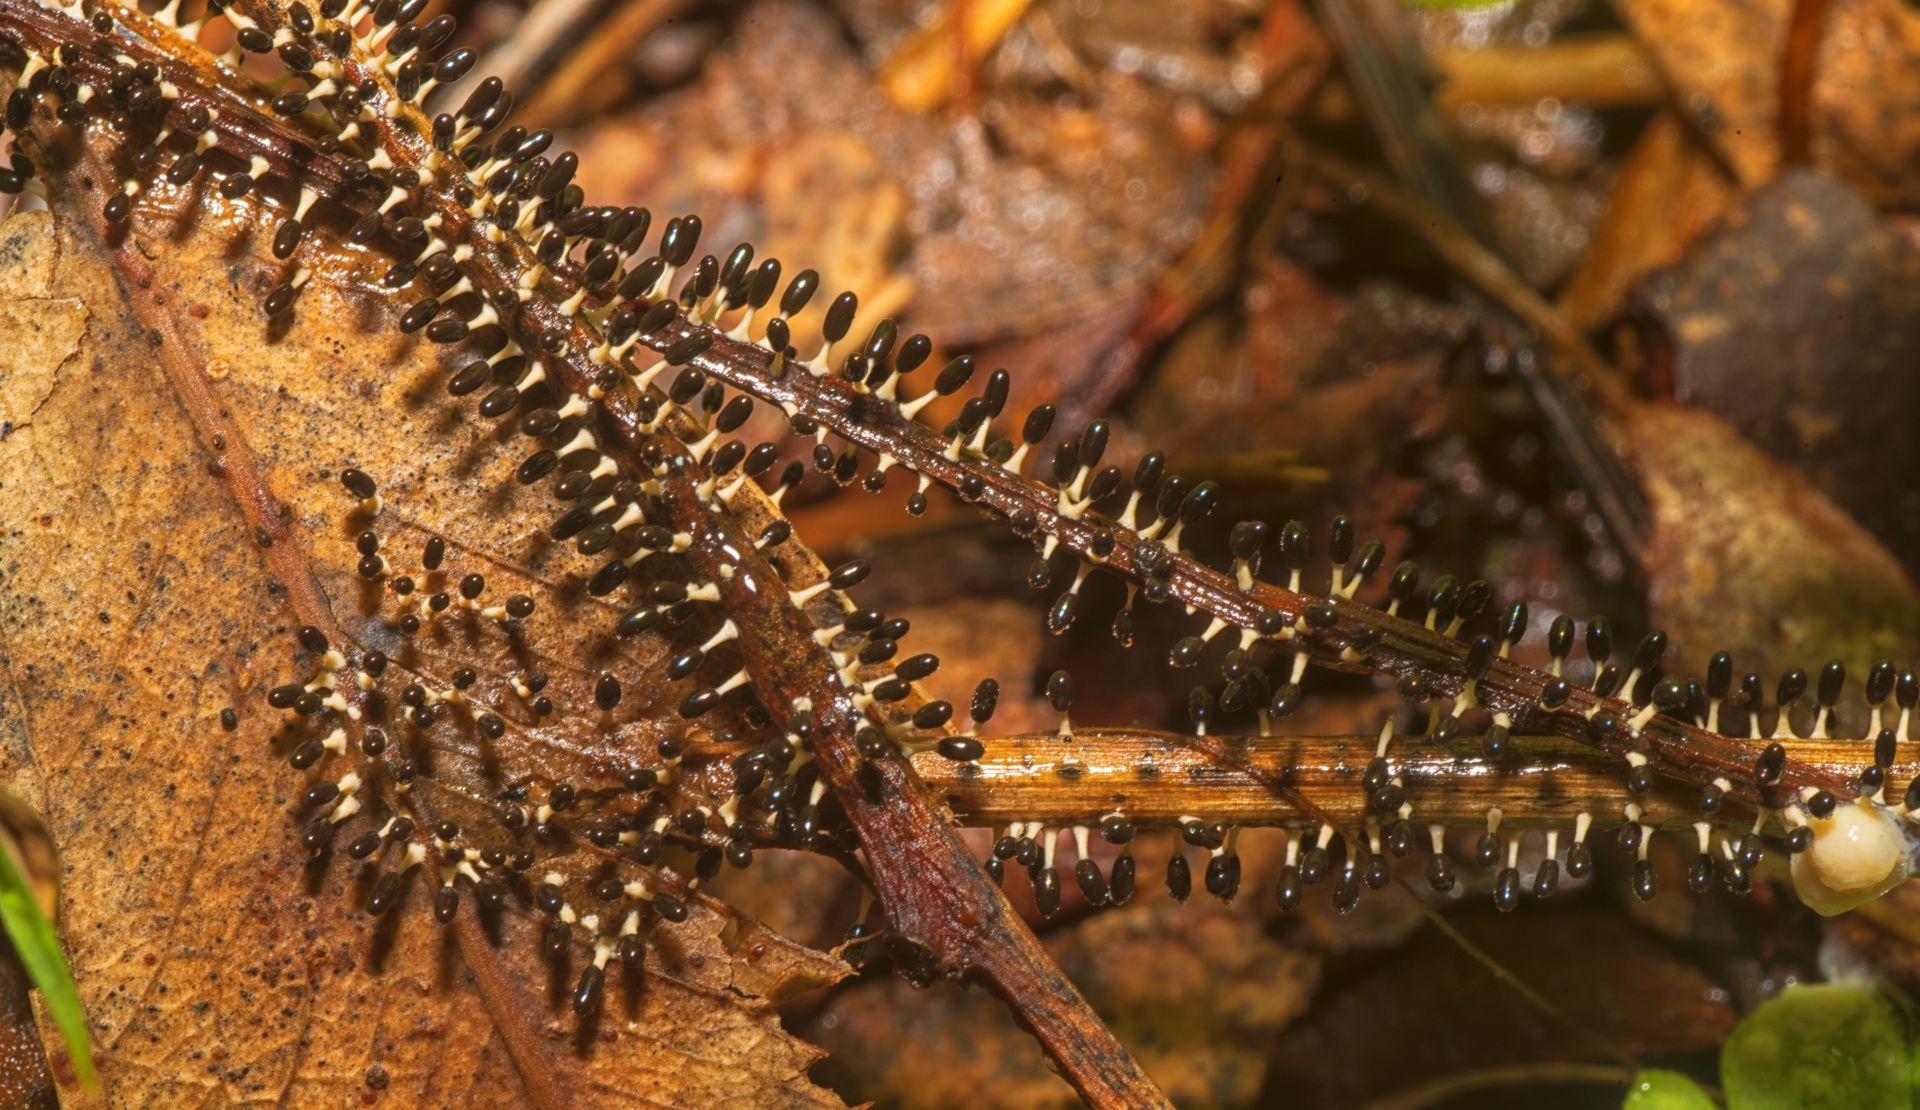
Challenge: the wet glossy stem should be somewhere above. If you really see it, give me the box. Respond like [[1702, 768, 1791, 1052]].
[[912, 730, 1916, 832], [1779, 0, 1831, 168]]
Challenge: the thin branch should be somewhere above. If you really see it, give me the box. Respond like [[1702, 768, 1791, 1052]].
[[641, 310, 1864, 819], [515, 0, 687, 128], [1362, 1063, 1638, 1110], [1778, 0, 1831, 168]]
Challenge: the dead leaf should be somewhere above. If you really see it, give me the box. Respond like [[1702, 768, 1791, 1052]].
[[1558, 111, 1730, 334], [572, 0, 1210, 352], [1623, 401, 1920, 696], [1267, 910, 1738, 1106], [1619, 0, 1920, 206], [0, 175, 847, 1103], [1631, 170, 1920, 572], [804, 896, 1318, 1108], [0, 212, 86, 444]]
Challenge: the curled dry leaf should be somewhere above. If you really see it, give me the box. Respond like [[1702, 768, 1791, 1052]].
[[0, 189, 848, 1104]]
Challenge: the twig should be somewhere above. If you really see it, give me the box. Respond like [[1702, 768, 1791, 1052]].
[[1779, 0, 1831, 168], [625, 309, 1860, 814], [1363, 1062, 1638, 1110], [1434, 35, 1662, 112], [516, 0, 686, 128], [118, 2, 1166, 1099], [34, 0, 1861, 837], [450, 0, 614, 117]]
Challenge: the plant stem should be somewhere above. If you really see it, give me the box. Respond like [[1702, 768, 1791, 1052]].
[[913, 730, 1912, 833], [1779, 0, 1831, 169]]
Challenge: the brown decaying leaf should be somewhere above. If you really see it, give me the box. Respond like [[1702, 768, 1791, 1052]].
[[1127, 260, 1446, 544], [1618, 0, 1920, 206], [1265, 910, 1739, 1107], [1557, 111, 1729, 335], [0, 210, 85, 447], [572, 0, 1211, 354], [1624, 401, 1920, 696], [0, 182, 847, 1102], [805, 895, 1319, 1109], [0, 217, 66, 1092], [1134, 257, 1457, 457], [1631, 170, 1920, 572]]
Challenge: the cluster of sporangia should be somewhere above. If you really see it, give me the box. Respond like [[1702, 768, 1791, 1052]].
[[5, 0, 1916, 1019]]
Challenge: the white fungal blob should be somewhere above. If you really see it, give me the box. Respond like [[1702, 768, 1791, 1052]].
[[1790, 802, 1914, 916]]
